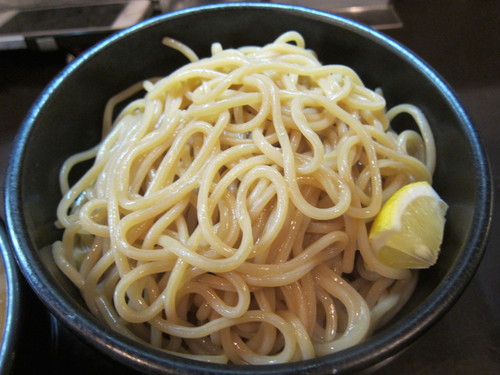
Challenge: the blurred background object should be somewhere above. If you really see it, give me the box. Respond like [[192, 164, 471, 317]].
[[0, 0, 153, 51], [158, 0, 402, 29], [0, 1, 401, 51]]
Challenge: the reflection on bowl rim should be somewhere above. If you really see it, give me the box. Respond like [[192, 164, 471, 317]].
[[4, 3, 493, 374], [0, 222, 21, 374]]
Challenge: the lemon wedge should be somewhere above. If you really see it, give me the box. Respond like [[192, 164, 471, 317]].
[[369, 181, 448, 269]]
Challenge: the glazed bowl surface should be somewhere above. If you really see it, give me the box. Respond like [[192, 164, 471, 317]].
[[0, 220, 52, 374]]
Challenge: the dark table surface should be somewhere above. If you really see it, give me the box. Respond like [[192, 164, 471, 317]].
[[1, 1, 499, 374]]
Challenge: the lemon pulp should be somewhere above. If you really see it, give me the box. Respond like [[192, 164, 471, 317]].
[[369, 181, 448, 269]]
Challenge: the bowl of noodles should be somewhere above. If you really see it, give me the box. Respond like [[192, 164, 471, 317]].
[[4, 3, 492, 374]]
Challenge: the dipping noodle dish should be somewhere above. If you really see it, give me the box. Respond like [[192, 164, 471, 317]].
[[51, 31, 448, 364]]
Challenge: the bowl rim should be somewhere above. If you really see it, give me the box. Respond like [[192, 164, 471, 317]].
[[4, 2, 493, 374], [0, 219, 22, 374]]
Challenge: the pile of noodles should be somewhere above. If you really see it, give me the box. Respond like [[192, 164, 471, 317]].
[[52, 31, 435, 364]]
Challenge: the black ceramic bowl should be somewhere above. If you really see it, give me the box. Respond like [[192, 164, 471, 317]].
[[4, 3, 492, 374], [0, 221, 19, 375], [0, 220, 52, 374]]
